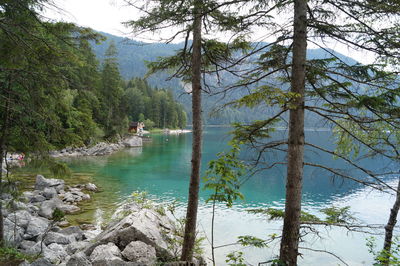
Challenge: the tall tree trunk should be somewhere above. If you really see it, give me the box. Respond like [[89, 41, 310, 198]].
[[279, 0, 307, 265], [0, 87, 11, 247], [0, 141, 4, 247], [382, 177, 400, 265], [180, 1, 203, 261]]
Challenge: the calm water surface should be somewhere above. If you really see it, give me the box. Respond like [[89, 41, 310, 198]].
[[19, 127, 398, 265]]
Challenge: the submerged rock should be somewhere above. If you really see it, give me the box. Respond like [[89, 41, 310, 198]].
[[85, 183, 97, 192], [58, 203, 80, 214]]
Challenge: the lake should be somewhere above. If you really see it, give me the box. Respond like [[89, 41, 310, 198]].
[[18, 127, 398, 265]]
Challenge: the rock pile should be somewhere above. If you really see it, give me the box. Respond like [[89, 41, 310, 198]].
[[3, 175, 205, 265], [2, 175, 97, 265], [82, 201, 176, 265], [20, 175, 96, 220], [50, 136, 143, 158]]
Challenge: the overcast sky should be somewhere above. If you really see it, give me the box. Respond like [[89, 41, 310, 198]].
[[43, 0, 374, 64], [44, 0, 135, 36]]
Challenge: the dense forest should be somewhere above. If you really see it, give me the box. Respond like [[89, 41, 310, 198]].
[[0, 17, 186, 153], [124, 77, 187, 130]]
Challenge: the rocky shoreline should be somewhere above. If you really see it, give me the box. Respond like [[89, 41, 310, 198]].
[[2, 175, 205, 265], [49, 136, 143, 158]]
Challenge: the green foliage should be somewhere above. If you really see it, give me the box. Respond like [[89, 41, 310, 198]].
[[0, 246, 35, 264], [367, 236, 400, 265], [138, 113, 145, 122], [52, 208, 65, 222], [123, 78, 186, 129], [131, 191, 153, 209], [247, 208, 285, 220], [0, 1, 122, 156], [248, 207, 353, 224], [144, 119, 155, 130], [203, 141, 247, 207], [96, 41, 128, 139], [28, 157, 71, 178], [0, 5, 187, 161], [232, 86, 300, 109], [237, 235, 269, 248], [155, 205, 166, 216], [225, 251, 246, 266], [231, 119, 279, 145], [48, 161, 71, 179], [320, 206, 355, 224], [299, 212, 321, 223], [164, 217, 205, 260]]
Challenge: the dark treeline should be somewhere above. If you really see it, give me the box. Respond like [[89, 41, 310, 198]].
[[124, 78, 187, 130]]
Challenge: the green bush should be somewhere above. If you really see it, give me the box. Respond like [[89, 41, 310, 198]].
[[0, 246, 35, 264]]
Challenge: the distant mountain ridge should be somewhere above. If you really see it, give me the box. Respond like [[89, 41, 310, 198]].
[[91, 31, 359, 125], [92, 31, 358, 81]]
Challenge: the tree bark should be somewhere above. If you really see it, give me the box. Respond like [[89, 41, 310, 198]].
[[382, 178, 400, 265], [0, 144, 4, 247], [180, 1, 203, 261], [0, 86, 11, 247], [279, 0, 307, 265]]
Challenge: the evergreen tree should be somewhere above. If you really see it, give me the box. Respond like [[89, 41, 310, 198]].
[[0, 0, 104, 245], [98, 41, 127, 139]]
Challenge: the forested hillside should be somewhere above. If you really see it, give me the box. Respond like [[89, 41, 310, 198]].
[[0, 20, 186, 154], [91, 32, 359, 126]]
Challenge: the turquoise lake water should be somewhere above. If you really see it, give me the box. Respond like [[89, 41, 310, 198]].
[[42, 127, 397, 265]]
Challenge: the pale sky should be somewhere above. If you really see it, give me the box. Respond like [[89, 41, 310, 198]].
[[43, 0, 375, 64], [44, 0, 133, 37]]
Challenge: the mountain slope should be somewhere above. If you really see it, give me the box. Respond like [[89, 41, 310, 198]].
[[91, 32, 360, 125]]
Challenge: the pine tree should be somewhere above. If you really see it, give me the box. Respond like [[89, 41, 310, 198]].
[[98, 41, 127, 138]]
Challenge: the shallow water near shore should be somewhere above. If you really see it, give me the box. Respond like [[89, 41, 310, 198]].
[[14, 127, 398, 265]]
